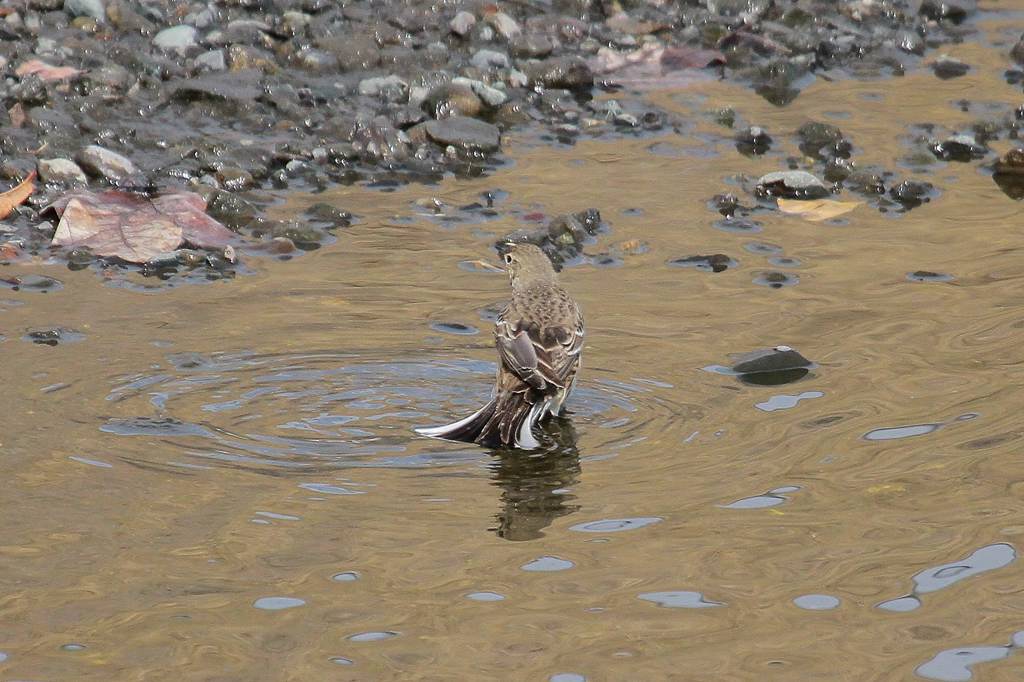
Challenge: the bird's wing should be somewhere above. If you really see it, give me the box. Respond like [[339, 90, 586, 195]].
[[495, 306, 583, 391]]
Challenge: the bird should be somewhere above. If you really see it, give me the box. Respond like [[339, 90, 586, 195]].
[[417, 243, 584, 449]]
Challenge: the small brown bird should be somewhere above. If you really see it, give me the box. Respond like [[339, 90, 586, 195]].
[[417, 243, 584, 449]]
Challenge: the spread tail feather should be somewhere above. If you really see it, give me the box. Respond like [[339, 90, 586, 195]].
[[416, 391, 543, 449]]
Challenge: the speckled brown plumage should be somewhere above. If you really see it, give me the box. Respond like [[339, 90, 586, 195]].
[[416, 243, 584, 449]]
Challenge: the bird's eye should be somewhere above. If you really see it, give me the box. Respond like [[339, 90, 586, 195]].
[[504, 253, 513, 265]]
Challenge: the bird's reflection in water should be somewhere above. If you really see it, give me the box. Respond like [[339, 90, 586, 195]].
[[488, 418, 581, 541]]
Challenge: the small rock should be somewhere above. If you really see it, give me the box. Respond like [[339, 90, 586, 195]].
[[216, 167, 254, 192], [994, 148, 1024, 175], [932, 55, 969, 79], [358, 75, 408, 100], [470, 49, 511, 70], [64, 0, 104, 22], [295, 48, 336, 71], [889, 180, 934, 208], [919, 0, 974, 24], [666, 254, 736, 273], [38, 158, 86, 185], [487, 11, 521, 40], [453, 77, 507, 108], [195, 49, 227, 71], [732, 346, 812, 374], [797, 121, 851, 159], [755, 171, 830, 200], [450, 10, 475, 36], [227, 45, 278, 73], [930, 133, 986, 161], [1012, 35, 1024, 65], [736, 126, 771, 156], [152, 25, 197, 52], [422, 117, 500, 152], [422, 83, 483, 118], [522, 56, 593, 90], [510, 33, 557, 59], [75, 145, 138, 183]]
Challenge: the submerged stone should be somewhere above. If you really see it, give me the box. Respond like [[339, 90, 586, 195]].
[[755, 170, 829, 200]]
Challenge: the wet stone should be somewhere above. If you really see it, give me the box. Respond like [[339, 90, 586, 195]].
[[522, 56, 593, 90], [732, 346, 811, 375], [152, 25, 198, 52], [735, 126, 771, 156], [422, 117, 500, 153], [932, 55, 969, 79], [195, 49, 227, 71], [753, 271, 799, 288], [889, 180, 935, 208], [76, 145, 139, 183], [930, 134, 986, 162], [38, 158, 86, 185], [755, 171, 830, 200], [449, 10, 475, 36], [666, 254, 736, 273], [797, 121, 849, 159], [907, 271, 955, 282], [23, 327, 85, 346], [64, 0, 104, 22]]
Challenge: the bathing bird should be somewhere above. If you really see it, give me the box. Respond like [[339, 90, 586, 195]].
[[417, 243, 584, 449]]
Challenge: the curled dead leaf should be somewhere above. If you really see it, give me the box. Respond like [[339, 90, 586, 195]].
[[15, 59, 83, 82], [0, 171, 36, 219], [777, 197, 861, 222], [48, 189, 235, 264]]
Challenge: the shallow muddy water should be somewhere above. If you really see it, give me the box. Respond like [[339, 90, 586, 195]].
[[7, 16, 1024, 682]]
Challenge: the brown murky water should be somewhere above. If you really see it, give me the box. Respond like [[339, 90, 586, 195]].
[[7, 18, 1024, 682]]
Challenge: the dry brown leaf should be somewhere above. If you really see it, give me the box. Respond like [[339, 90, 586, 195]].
[[48, 189, 235, 263], [777, 197, 861, 222], [52, 194, 183, 263], [7, 102, 25, 128], [0, 171, 35, 219], [0, 242, 19, 259], [15, 59, 83, 82]]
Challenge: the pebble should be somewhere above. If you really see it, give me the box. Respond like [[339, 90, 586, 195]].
[[487, 11, 521, 40], [450, 10, 475, 36], [194, 49, 227, 71], [152, 25, 198, 51], [755, 171, 830, 200], [358, 75, 408, 99], [523, 56, 594, 90], [75, 145, 139, 182], [37, 158, 87, 185], [453, 77, 507, 108], [470, 49, 511, 70], [932, 55, 969, 79], [64, 0, 104, 22], [423, 117, 500, 152]]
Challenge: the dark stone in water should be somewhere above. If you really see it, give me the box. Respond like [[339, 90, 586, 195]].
[[919, 0, 974, 24], [907, 270, 955, 282], [522, 56, 593, 90], [739, 367, 810, 386], [753, 271, 799, 288], [23, 327, 85, 346], [735, 126, 771, 156], [429, 321, 479, 335], [889, 180, 934, 208], [930, 134, 986, 162], [797, 121, 850, 160], [732, 346, 811, 374], [666, 254, 736, 273], [932, 56, 969, 79]]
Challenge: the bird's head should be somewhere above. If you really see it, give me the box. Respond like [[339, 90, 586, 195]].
[[501, 243, 557, 288]]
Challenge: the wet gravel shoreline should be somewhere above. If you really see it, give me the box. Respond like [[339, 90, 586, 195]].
[[0, 0, 1006, 283]]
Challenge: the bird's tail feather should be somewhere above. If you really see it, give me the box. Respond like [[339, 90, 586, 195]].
[[415, 398, 497, 443], [416, 391, 542, 449]]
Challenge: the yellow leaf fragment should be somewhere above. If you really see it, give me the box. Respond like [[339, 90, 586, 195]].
[[777, 197, 861, 222]]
